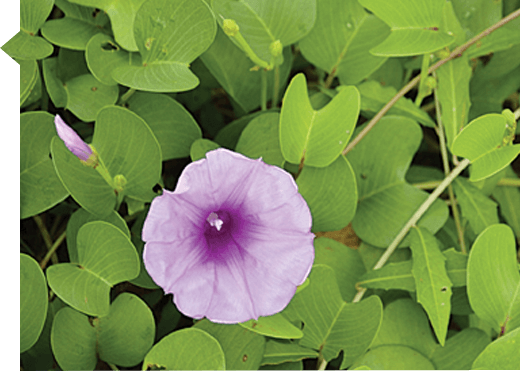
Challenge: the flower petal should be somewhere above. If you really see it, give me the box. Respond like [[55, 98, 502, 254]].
[[54, 115, 92, 161]]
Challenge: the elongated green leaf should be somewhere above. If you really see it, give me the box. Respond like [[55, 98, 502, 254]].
[[239, 313, 303, 339], [352, 345, 436, 369], [41, 0, 110, 50], [431, 328, 490, 370], [358, 0, 454, 56], [20, 59, 38, 106], [299, 0, 389, 85], [142, 328, 226, 370], [296, 155, 357, 232], [20, 254, 48, 353], [472, 327, 520, 370], [492, 167, 520, 243], [280, 73, 360, 167], [283, 265, 383, 369], [451, 113, 520, 181], [261, 339, 318, 366], [370, 298, 438, 359], [453, 177, 499, 235], [467, 224, 520, 333], [409, 227, 452, 345], [195, 320, 266, 370], [358, 81, 435, 127], [20, 112, 69, 219], [68, 0, 147, 51], [127, 92, 202, 161], [46, 221, 140, 316], [112, 0, 217, 92], [347, 116, 448, 247], [212, 0, 316, 64]]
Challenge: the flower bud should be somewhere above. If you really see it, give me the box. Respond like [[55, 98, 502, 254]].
[[113, 174, 127, 194], [223, 19, 239, 37], [54, 115, 98, 167], [269, 40, 283, 58]]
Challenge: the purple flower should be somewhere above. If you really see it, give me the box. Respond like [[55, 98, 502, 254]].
[[143, 149, 314, 323], [54, 115, 93, 162]]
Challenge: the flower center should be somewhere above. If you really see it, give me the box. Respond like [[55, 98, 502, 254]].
[[207, 212, 224, 231]]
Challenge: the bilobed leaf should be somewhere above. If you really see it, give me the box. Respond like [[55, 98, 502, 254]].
[[472, 327, 520, 370], [261, 339, 318, 366], [453, 177, 499, 235], [20, 59, 39, 106], [41, 0, 110, 50], [358, 80, 435, 127], [127, 92, 202, 161], [20, 254, 48, 353], [358, 0, 454, 56], [431, 328, 490, 370], [347, 116, 448, 247], [212, 0, 316, 64], [280, 73, 360, 167], [409, 227, 452, 346], [467, 224, 520, 333], [283, 265, 383, 369], [68, 0, 147, 51], [239, 313, 303, 339], [299, 0, 389, 85], [142, 328, 226, 370], [451, 113, 520, 181], [296, 155, 358, 232], [20, 112, 69, 219], [111, 0, 217, 92], [195, 320, 266, 370], [46, 221, 140, 316]]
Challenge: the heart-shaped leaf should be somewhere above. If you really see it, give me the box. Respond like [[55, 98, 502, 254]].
[[280, 73, 360, 167], [46, 221, 140, 316], [20, 254, 48, 353], [358, 0, 454, 56], [451, 113, 520, 182], [111, 0, 217, 92]]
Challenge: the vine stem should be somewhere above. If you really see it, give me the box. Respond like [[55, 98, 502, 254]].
[[342, 8, 520, 156], [261, 69, 268, 111], [317, 356, 327, 370], [40, 231, 66, 270], [33, 215, 58, 265], [352, 158, 471, 303], [272, 64, 281, 108], [118, 88, 136, 105], [413, 177, 520, 189]]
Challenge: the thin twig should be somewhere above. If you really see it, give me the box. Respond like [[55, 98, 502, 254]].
[[40, 231, 67, 270]]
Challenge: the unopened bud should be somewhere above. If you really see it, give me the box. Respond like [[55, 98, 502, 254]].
[[223, 19, 239, 37], [425, 76, 437, 90], [113, 174, 127, 193], [269, 40, 283, 58]]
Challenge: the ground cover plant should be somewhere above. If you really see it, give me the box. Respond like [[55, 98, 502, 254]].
[[13, 0, 520, 369]]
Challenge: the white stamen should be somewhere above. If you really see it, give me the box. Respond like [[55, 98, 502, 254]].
[[207, 212, 224, 231]]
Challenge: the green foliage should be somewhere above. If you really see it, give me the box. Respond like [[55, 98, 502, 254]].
[[15, 0, 520, 369]]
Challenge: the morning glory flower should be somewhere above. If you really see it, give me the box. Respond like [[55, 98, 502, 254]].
[[143, 148, 314, 324], [54, 115, 94, 163]]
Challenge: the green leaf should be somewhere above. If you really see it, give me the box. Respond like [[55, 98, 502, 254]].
[[472, 327, 520, 369], [370, 298, 438, 359], [466, 18, 520, 59], [352, 345, 436, 369], [215, 111, 266, 149], [431, 328, 490, 370], [20, 59, 39, 106], [94, 106, 162, 201], [451, 0, 502, 40], [46, 221, 140, 316], [112, 0, 217, 92], [142, 328, 226, 370], [436, 55, 472, 149], [347, 116, 448, 247], [492, 167, 520, 243], [190, 139, 221, 162], [467, 224, 520, 333], [299, 0, 389, 85], [42, 57, 68, 107], [260, 361, 303, 370], [51, 293, 155, 370], [236, 112, 284, 167], [68, 0, 147, 51], [41, 0, 110, 50], [451, 113, 520, 182], [200, 29, 293, 112], [358, 0, 454, 56], [368, 58, 404, 91], [314, 237, 366, 301], [212, 0, 316, 64], [195, 319, 266, 370], [409, 227, 452, 346], [20, 254, 48, 353], [64, 74, 120, 122], [280, 73, 360, 167], [283, 265, 383, 369], [86, 33, 133, 86], [261, 339, 318, 366], [453, 177, 499, 235], [296, 155, 358, 232], [126, 92, 202, 161], [239, 313, 303, 339], [358, 80, 436, 127], [20, 112, 69, 219]]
